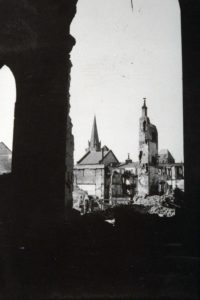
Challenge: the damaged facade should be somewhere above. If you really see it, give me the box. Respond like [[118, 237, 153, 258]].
[[108, 156, 138, 204], [158, 162, 184, 194], [108, 100, 184, 201]]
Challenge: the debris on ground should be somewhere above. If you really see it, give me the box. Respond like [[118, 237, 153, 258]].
[[133, 194, 176, 217]]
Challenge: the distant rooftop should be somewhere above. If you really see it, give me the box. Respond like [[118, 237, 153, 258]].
[[0, 142, 12, 155], [78, 150, 109, 165], [119, 161, 139, 169], [159, 149, 172, 154], [0, 142, 12, 174]]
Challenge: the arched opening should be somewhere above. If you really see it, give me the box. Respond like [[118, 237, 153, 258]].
[[70, 0, 183, 204], [0, 65, 16, 174], [70, 0, 183, 165]]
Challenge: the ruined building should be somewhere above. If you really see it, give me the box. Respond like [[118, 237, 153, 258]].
[[108, 155, 138, 203], [138, 99, 159, 195], [0, 142, 12, 175], [74, 100, 184, 203], [158, 161, 184, 194], [109, 100, 184, 201], [74, 116, 119, 199]]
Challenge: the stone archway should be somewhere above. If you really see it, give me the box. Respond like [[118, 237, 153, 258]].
[[0, 0, 78, 228]]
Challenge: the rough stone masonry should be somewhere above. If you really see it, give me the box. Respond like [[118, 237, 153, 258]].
[[0, 0, 77, 229]]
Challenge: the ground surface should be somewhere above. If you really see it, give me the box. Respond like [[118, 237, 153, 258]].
[[0, 205, 199, 300]]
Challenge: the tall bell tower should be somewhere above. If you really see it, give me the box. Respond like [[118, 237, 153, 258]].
[[138, 98, 159, 195]]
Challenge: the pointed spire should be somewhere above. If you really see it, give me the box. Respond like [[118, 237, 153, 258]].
[[142, 97, 147, 108], [88, 116, 101, 151], [142, 97, 148, 117]]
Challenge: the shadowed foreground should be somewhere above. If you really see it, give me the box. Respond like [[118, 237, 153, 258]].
[[0, 205, 199, 300]]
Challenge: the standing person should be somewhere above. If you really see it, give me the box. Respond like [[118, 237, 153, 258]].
[[79, 195, 84, 215], [90, 196, 94, 213], [84, 195, 90, 214]]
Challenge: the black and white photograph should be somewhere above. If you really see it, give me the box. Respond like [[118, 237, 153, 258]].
[[0, 0, 199, 299]]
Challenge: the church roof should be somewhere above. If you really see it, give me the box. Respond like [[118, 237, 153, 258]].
[[0, 142, 12, 155], [118, 161, 139, 169], [77, 145, 119, 166], [74, 164, 104, 169], [159, 149, 174, 156], [77, 150, 109, 165], [0, 142, 12, 174], [159, 149, 169, 154]]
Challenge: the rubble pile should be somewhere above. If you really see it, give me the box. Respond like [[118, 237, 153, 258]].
[[133, 194, 176, 217], [148, 205, 175, 217]]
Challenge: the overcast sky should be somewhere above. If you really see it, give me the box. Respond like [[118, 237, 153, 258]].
[[0, 65, 15, 150], [70, 0, 183, 163], [0, 0, 183, 164]]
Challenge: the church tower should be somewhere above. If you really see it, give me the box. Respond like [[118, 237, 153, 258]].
[[88, 116, 101, 151], [139, 98, 158, 165], [138, 98, 159, 195]]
